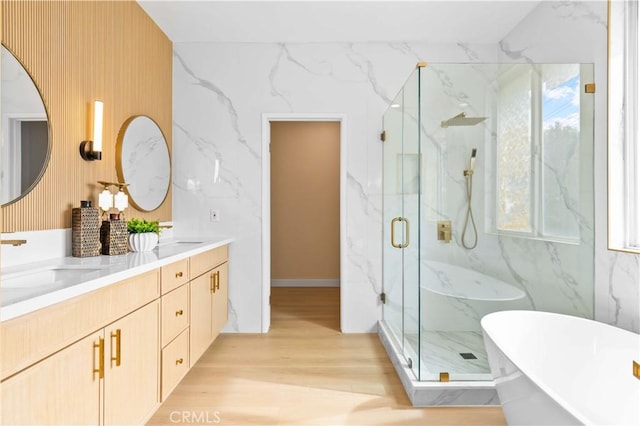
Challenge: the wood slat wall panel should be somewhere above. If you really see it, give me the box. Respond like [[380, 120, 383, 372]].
[[2, 0, 172, 231]]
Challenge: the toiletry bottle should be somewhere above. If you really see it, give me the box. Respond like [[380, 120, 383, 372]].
[[100, 213, 129, 255], [72, 200, 101, 257]]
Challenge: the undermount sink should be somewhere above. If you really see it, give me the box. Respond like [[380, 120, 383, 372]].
[[2, 266, 102, 289], [159, 240, 203, 246]]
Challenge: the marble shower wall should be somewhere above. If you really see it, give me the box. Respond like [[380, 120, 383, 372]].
[[173, 0, 639, 333], [498, 0, 639, 332], [418, 61, 594, 333], [172, 42, 498, 332]]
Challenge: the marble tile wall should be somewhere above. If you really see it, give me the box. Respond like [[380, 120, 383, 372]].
[[172, 42, 498, 332], [498, 0, 639, 333], [172, 0, 639, 333], [414, 61, 594, 334]]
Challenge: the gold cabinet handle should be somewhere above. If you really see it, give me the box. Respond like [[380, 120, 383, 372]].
[[634, 360, 640, 380], [176, 358, 184, 365], [175, 271, 183, 278], [110, 329, 121, 367], [211, 270, 220, 293], [93, 337, 105, 379], [175, 309, 184, 316]]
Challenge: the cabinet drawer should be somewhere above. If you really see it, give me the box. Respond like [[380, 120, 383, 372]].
[[161, 258, 190, 294], [161, 284, 189, 347], [190, 245, 228, 279], [161, 329, 189, 401]]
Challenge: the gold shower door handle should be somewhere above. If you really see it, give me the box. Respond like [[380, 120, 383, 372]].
[[391, 217, 401, 248], [400, 217, 410, 248], [391, 217, 410, 248]]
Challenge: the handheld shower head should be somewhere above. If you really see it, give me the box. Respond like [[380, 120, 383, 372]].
[[469, 148, 477, 172], [464, 149, 477, 176]]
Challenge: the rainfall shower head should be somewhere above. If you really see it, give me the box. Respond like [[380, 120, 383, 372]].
[[441, 112, 487, 128]]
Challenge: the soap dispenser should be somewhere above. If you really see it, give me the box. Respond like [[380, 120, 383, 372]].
[[100, 213, 129, 255]]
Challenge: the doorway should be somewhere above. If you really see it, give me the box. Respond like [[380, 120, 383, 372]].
[[261, 114, 347, 333], [270, 121, 340, 331]]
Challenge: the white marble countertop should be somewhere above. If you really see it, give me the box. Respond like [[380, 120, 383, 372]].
[[0, 237, 233, 322]]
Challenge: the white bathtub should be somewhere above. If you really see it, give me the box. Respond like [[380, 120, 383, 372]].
[[481, 310, 640, 425]]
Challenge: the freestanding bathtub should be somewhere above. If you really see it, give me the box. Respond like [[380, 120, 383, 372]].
[[481, 310, 640, 426]]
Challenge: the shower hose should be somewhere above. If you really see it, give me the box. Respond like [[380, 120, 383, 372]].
[[461, 170, 478, 249]]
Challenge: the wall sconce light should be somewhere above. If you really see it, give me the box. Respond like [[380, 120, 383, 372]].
[[114, 183, 129, 212], [80, 100, 103, 161]]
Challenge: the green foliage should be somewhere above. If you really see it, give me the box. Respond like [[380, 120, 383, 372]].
[[127, 218, 160, 234]]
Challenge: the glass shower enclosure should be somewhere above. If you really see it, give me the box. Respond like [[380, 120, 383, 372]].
[[382, 63, 595, 383]]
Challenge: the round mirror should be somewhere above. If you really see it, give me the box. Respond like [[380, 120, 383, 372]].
[[116, 115, 171, 211], [1, 45, 50, 206]]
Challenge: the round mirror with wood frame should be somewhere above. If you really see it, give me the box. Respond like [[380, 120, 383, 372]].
[[1, 45, 51, 206]]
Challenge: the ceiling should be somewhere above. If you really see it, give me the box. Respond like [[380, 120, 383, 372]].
[[137, 1, 542, 44]]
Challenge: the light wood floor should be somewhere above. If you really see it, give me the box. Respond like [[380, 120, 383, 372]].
[[147, 287, 506, 425]]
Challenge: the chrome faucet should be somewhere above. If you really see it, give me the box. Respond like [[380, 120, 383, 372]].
[[1, 239, 27, 246]]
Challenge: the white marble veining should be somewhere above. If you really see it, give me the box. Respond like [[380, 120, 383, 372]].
[[169, 0, 639, 339], [500, 0, 639, 334], [381, 1, 635, 396], [0, 237, 233, 321], [172, 41, 499, 333], [422, 261, 525, 302]]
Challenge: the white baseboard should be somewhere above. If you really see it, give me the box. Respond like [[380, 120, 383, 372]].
[[271, 279, 340, 287]]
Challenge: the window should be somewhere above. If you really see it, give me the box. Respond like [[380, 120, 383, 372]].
[[496, 64, 583, 243], [609, 0, 640, 252]]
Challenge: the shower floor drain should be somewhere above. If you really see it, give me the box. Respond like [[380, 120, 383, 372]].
[[459, 352, 477, 360]]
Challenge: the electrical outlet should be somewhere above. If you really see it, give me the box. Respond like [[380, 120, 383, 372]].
[[210, 209, 220, 222]]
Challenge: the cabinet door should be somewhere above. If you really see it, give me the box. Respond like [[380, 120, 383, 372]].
[[1, 331, 102, 425], [103, 300, 160, 425], [190, 272, 213, 366], [211, 262, 229, 340]]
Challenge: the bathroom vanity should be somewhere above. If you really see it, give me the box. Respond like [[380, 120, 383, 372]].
[[0, 238, 232, 425]]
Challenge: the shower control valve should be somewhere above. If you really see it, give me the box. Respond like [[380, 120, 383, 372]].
[[437, 220, 452, 243]]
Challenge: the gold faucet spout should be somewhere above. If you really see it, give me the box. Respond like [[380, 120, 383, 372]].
[[1, 239, 27, 246]]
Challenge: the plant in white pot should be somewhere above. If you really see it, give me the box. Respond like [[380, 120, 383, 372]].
[[127, 218, 160, 252]]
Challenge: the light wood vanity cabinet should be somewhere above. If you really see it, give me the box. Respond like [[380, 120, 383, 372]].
[[0, 243, 230, 423], [1, 277, 160, 425], [189, 246, 229, 366]]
